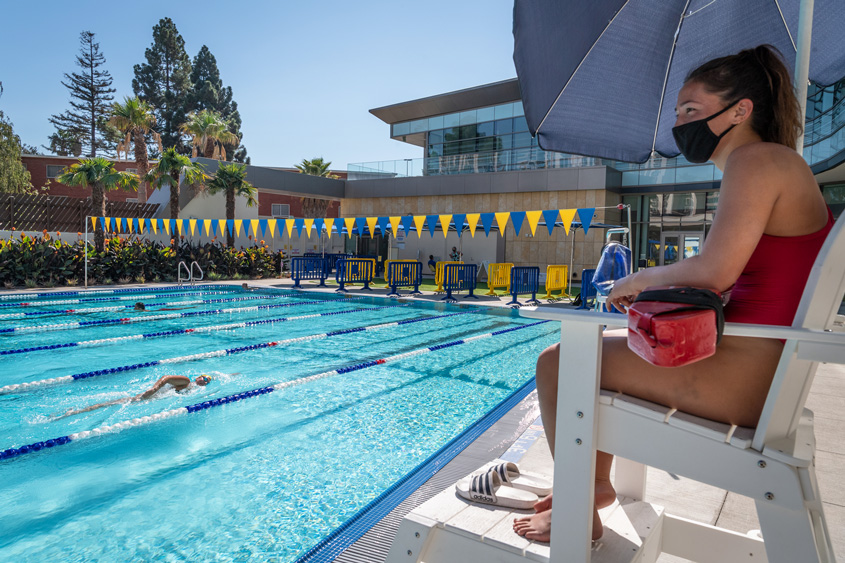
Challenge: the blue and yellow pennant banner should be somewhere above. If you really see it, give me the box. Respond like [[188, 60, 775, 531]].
[[90, 207, 600, 240]]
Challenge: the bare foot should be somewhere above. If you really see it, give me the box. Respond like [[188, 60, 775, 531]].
[[595, 478, 617, 510], [513, 509, 604, 542], [534, 492, 553, 513]]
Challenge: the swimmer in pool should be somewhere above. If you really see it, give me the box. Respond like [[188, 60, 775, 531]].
[[61, 374, 212, 417], [134, 301, 195, 312]]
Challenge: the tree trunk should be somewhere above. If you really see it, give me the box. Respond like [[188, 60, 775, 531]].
[[226, 188, 235, 247], [92, 183, 106, 252], [169, 172, 180, 248], [133, 128, 149, 203], [204, 138, 215, 159], [301, 197, 331, 218]]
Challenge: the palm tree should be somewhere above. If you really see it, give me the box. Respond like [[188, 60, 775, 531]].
[[145, 147, 208, 222], [57, 157, 139, 252], [294, 157, 339, 218], [109, 97, 161, 203], [180, 110, 239, 160], [206, 163, 256, 247]]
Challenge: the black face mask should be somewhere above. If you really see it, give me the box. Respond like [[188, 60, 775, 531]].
[[672, 101, 740, 163]]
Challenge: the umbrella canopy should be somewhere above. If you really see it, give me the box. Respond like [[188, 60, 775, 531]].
[[513, 0, 845, 163]]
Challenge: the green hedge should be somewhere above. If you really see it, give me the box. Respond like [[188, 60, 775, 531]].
[[0, 231, 284, 288]]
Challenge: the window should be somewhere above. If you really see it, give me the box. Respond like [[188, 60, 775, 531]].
[[46, 165, 64, 178], [125, 198, 139, 203], [125, 168, 138, 174], [272, 203, 291, 217]]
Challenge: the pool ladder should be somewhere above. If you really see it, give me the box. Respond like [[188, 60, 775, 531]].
[[178, 261, 204, 286]]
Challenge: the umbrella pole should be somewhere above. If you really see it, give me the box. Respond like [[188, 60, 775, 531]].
[[569, 229, 575, 301], [794, 0, 815, 153]]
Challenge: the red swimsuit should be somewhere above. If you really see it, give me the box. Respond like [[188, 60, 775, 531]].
[[724, 207, 834, 326]]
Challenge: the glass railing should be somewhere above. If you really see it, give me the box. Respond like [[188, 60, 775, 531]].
[[350, 114, 845, 185]]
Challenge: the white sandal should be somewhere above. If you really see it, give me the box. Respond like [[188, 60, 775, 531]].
[[455, 470, 538, 510], [488, 461, 553, 496]]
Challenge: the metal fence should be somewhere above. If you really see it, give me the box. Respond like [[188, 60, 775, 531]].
[[0, 195, 159, 232]]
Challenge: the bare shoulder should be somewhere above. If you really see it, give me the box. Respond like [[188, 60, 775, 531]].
[[725, 142, 804, 176]]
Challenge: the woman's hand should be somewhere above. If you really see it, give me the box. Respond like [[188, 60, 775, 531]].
[[606, 271, 646, 313]]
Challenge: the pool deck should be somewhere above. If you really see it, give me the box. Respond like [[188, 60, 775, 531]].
[[5, 279, 844, 562]]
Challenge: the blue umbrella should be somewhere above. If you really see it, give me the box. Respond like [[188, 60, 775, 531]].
[[513, 0, 845, 163]]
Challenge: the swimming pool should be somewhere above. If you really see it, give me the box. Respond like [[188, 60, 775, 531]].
[[0, 284, 557, 562]]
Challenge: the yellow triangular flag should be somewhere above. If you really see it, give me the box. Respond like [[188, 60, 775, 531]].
[[526, 210, 542, 236], [267, 219, 277, 238], [323, 218, 334, 239], [559, 209, 577, 235], [176, 220, 184, 236], [366, 216, 378, 238], [203, 220, 211, 237], [304, 218, 314, 239], [127, 219, 134, 233], [234, 219, 243, 237], [343, 217, 356, 237], [189, 219, 197, 236], [413, 215, 426, 239], [163, 219, 171, 236], [91, 216, 97, 230], [218, 220, 227, 239], [285, 218, 295, 238], [151, 219, 159, 235], [466, 213, 480, 238], [389, 216, 401, 238], [137, 219, 144, 234], [251, 219, 260, 238], [439, 214, 452, 238], [495, 212, 510, 236]]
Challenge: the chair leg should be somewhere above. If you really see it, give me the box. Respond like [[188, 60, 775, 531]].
[[755, 501, 828, 563]]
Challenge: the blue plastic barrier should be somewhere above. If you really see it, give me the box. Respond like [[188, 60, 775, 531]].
[[306, 253, 352, 273], [358, 254, 384, 276], [335, 258, 375, 292], [387, 261, 423, 297], [441, 264, 479, 303], [507, 267, 541, 307], [576, 268, 598, 310], [291, 257, 329, 288]]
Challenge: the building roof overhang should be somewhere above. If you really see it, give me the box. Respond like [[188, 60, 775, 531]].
[[369, 78, 521, 125]]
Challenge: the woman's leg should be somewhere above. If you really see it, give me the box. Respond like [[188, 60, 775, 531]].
[[516, 330, 782, 541]]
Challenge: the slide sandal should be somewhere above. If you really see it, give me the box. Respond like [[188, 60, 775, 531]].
[[489, 461, 553, 496], [455, 470, 538, 510]]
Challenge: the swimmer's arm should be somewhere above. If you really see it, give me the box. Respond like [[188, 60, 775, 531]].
[[62, 397, 131, 417], [135, 375, 191, 401]]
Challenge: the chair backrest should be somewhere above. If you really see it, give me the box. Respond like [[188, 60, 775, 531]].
[[753, 211, 845, 450]]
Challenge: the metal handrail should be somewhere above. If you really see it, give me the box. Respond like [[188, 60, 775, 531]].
[[190, 261, 204, 286], [177, 261, 190, 286]]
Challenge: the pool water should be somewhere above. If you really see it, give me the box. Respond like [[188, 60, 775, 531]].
[[0, 285, 557, 562]]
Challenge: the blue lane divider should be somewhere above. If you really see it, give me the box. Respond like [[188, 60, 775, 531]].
[[0, 310, 481, 394], [0, 294, 287, 320], [0, 304, 404, 356], [0, 320, 551, 461], [0, 289, 242, 308], [0, 284, 229, 301]]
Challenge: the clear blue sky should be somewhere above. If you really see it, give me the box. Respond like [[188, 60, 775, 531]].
[[0, 0, 517, 171]]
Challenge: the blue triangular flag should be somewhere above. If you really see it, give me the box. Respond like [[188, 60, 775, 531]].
[[479, 213, 495, 237], [144, 218, 153, 234], [99, 217, 106, 232], [226, 219, 234, 236], [314, 218, 324, 235], [452, 214, 466, 238], [210, 220, 217, 237], [426, 214, 438, 237], [259, 219, 268, 237], [119, 217, 127, 232], [377, 216, 390, 237], [400, 215, 414, 235], [169, 219, 177, 236], [294, 218, 305, 237], [542, 210, 559, 235], [132, 218, 140, 233], [577, 208, 595, 234], [510, 211, 526, 236], [355, 217, 367, 236]]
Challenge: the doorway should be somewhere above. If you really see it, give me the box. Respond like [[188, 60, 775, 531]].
[[659, 232, 702, 266]]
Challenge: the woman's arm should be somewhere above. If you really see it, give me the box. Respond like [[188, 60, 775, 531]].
[[608, 143, 786, 310]]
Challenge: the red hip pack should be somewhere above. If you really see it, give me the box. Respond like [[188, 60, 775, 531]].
[[627, 287, 725, 367]]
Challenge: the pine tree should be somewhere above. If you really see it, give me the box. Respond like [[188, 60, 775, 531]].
[[188, 46, 248, 163], [132, 18, 193, 152], [48, 31, 116, 157]]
